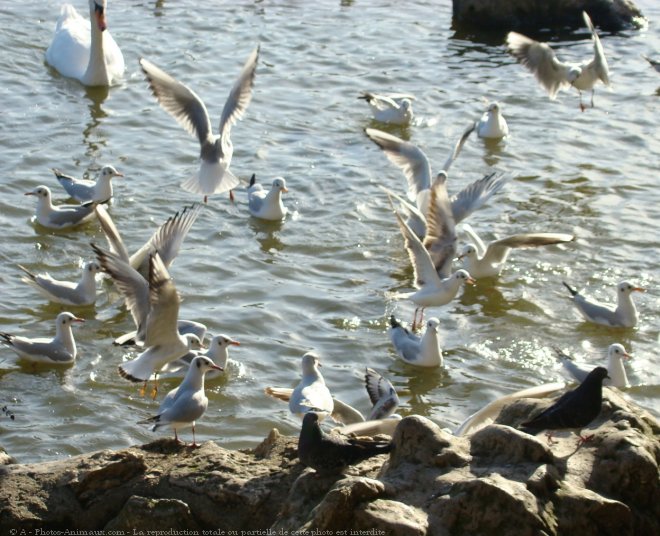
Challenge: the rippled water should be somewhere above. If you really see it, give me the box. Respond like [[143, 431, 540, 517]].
[[0, 1, 658, 462]]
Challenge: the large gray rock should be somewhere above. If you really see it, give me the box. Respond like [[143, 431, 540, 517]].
[[0, 389, 657, 535], [452, 0, 645, 32]]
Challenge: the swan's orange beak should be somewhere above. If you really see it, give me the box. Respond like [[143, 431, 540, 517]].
[[94, 4, 107, 32]]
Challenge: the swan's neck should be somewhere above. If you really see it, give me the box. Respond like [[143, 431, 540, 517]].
[[83, 10, 109, 86]]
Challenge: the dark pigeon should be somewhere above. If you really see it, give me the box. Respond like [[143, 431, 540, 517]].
[[520, 366, 609, 444], [298, 411, 392, 476]]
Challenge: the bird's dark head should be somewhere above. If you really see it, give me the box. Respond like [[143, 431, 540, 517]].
[[590, 366, 610, 382], [303, 411, 321, 427]]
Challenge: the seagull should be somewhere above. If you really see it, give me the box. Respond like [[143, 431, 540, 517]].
[[506, 11, 610, 111], [358, 91, 415, 125], [45, 0, 124, 87], [476, 102, 509, 139], [562, 280, 644, 328], [288, 352, 334, 420], [457, 223, 574, 278], [138, 355, 222, 446], [139, 46, 260, 203], [0, 312, 84, 365], [388, 315, 442, 367], [25, 186, 97, 229], [92, 244, 204, 396], [390, 206, 476, 329], [556, 343, 630, 388], [298, 411, 392, 476], [519, 366, 609, 445], [247, 174, 288, 220], [642, 54, 660, 73], [264, 387, 365, 425], [364, 368, 399, 420], [18, 261, 100, 306], [159, 334, 240, 380], [52, 165, 123, 203]]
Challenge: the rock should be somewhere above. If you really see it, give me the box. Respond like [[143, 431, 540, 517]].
[[0, 445, 16, 465], [452, 0, 645, 32], [0, 389, 657, 535]]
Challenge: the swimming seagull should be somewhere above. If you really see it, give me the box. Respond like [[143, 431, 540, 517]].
[[562, 280, 644, 328], [388, 315, 443, 367], [52, 165, 123, 203], [476, 102, 509, 139], [138, 355, 222, 446], [457, 223, 574, 279], [390, 206, 476, 329], [18, 261, 100, 306], [0, 312, 84, 365], [519, 366, 609, 445], [45, 0, 124, 87], [247, 174, 288, 220], [139, 46, 260, 203], [298, 411, 392, 476], [358, 92, 415, 125], [159, 334, 240, 380], [556, 343, 630, 388], [506, 11, 610, 111], [25, 186, 97, 229]]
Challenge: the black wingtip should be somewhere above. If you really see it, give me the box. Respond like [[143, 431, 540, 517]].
[[389, 315, 401, 328], [562, 281, 578, 296], [249, 173, 256, 187]]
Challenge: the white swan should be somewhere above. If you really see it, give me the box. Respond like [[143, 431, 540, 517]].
[[45, 0, 124, 87]]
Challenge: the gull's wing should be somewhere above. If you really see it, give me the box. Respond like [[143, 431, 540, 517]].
[[450, 172, 508, 224], [365, 128, 432, 201], [380, 186, 427, 237], [48, 205, 95, 227], [140, 57, 213, 145], [392, 208, 442, 289], [130, 204, 202, 272], [218, 46, 260, 141], [9, 338, 73, 364], [365, 368, 399, 420], [92, 243, 150, 340], [484, 233, 574, 265], [441, 122, 476, 173], [143, 253, 182, 348], [583, 11, 610, 86], [555, 348, 589, 383], [264, 386, 363, 425], [423, 177, 457, 278], [94, 205, 130, 263], [506, 32, 572, 99]]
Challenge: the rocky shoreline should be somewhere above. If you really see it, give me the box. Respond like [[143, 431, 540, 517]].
[[1, 388, 658, 535]]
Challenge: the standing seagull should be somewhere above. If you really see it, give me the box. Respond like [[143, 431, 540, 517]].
[[140, 46, 260, 203], [288, 352, 334, 420], [358, 92, 415, 125], [52, 165, 123, 203], [0, 312, 84, 365], [25, 186, 97, 229], [388, 315, 443, 367], [506, 12, 610, 111], [139, 355, 222, 446], [458, 223, 574, 279], [247, 174, 288, 220], [520, 366, 609, 445], [476, 102, 509, 139], [562, 280, 644, 328], [298, 412, 392, 476], [18, 261, 100, 306]]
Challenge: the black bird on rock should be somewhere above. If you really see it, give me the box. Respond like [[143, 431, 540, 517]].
[[520, 366, 609, 445], [298, 411, 392, 476]]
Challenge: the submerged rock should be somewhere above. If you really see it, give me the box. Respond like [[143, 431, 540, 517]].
[[0, 389, 657, 534], [452, 0, 645, 32]]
